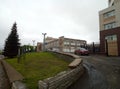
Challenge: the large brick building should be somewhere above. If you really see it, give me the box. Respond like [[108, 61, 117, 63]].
[[99, 0, 120, 56]]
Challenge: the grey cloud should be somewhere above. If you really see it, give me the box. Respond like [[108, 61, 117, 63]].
[[0, 0, 107, 49]]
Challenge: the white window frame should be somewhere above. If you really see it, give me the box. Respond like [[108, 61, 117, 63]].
[[105, 35, 117, 41], [104, 10, 115, 18], [104, 22, 116, 30]]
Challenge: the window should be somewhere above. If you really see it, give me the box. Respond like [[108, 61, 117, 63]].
[[104, 22, 116, 30], [63, 48, 70, 52], [64, 41, 69, 45], [105, 35, 117, 41], [71, 43, 75, 45], [71, 47, 75, 52], [77, 43, 81, 46], [104, 10, 115, 18], [109, 0, 115, 7], [112, 2, 114, 6]]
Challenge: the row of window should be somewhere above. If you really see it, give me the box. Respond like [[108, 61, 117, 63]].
[[103, 10, 115, 18], [104, 22, 116, 30], [105, 35, 117, 41], [64, 42, 85, 46], [63, 48, 75, 52]]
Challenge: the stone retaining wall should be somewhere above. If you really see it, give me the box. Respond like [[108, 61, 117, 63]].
[[1, 52, 84, 89], [38, 52, 85, 89], [52, 52, 78, 62]]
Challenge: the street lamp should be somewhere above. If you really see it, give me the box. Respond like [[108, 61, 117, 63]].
[[42, 33, 47, 51], [32, 40, 35, 51]]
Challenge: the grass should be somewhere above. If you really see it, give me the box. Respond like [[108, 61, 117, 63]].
[[0, 50, 2, 54], [6, 52, 70, 89]]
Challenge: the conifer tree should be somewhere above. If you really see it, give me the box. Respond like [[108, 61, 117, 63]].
[[3, 22, 20, 58]]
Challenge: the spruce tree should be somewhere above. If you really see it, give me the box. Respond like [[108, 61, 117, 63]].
[[3, 22, 20, 58]]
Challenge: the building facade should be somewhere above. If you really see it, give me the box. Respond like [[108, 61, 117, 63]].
[[99, 0, 120, 56], [36, 42, 42, 52], [45, 36, 87, 53]]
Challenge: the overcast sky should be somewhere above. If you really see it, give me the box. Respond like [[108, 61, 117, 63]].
[[0, 0, 108, 49]]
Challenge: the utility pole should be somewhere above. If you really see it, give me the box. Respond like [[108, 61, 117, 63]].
[[32, 40, 35, 51], [42, 33, 47, 51]]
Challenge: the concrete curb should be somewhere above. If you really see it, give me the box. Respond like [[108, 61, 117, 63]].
[[0, 59, 27, 89], [1, 60, 24, 83]]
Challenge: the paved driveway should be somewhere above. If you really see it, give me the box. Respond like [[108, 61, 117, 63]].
[[68, 55, 120, 89]]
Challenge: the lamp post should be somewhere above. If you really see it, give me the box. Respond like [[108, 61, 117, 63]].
[[32, 40, 35, 51], [42, 33, 47, 51]]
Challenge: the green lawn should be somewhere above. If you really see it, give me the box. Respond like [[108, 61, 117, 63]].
[[0, 50, 2, 54], [6, 52, 69, 89]]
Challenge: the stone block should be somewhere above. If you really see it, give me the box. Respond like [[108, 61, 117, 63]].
[[12, 81, 27, 89], [38, 80, 48, 89], [68, 59, 82, 69]]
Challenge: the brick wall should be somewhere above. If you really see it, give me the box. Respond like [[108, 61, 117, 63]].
[[100, 27, 120, 56]]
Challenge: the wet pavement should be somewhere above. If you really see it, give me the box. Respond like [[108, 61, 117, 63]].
[[68, 55, 120, 89]]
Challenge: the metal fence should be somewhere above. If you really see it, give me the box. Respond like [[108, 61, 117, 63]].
[[86, 42, 100, 54]]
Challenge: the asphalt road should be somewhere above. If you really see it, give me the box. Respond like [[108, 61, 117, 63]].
[[68, 55, 120, 89]]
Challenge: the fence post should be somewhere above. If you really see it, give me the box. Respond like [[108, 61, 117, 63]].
[[93, 42, 95, 53]]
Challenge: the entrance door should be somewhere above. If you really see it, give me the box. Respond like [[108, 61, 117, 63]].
[[105, 35, 118, 56], [107, 40, 118, 56]]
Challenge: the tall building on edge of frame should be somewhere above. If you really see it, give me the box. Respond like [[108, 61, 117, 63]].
[[99, 0, 120, 56]]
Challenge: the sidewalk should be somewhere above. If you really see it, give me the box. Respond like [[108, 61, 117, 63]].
[[0, 56, 10, 89], [0, 55, 4, 60]]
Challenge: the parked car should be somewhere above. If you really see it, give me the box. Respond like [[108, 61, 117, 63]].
[[74, 48, 89, 55]]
